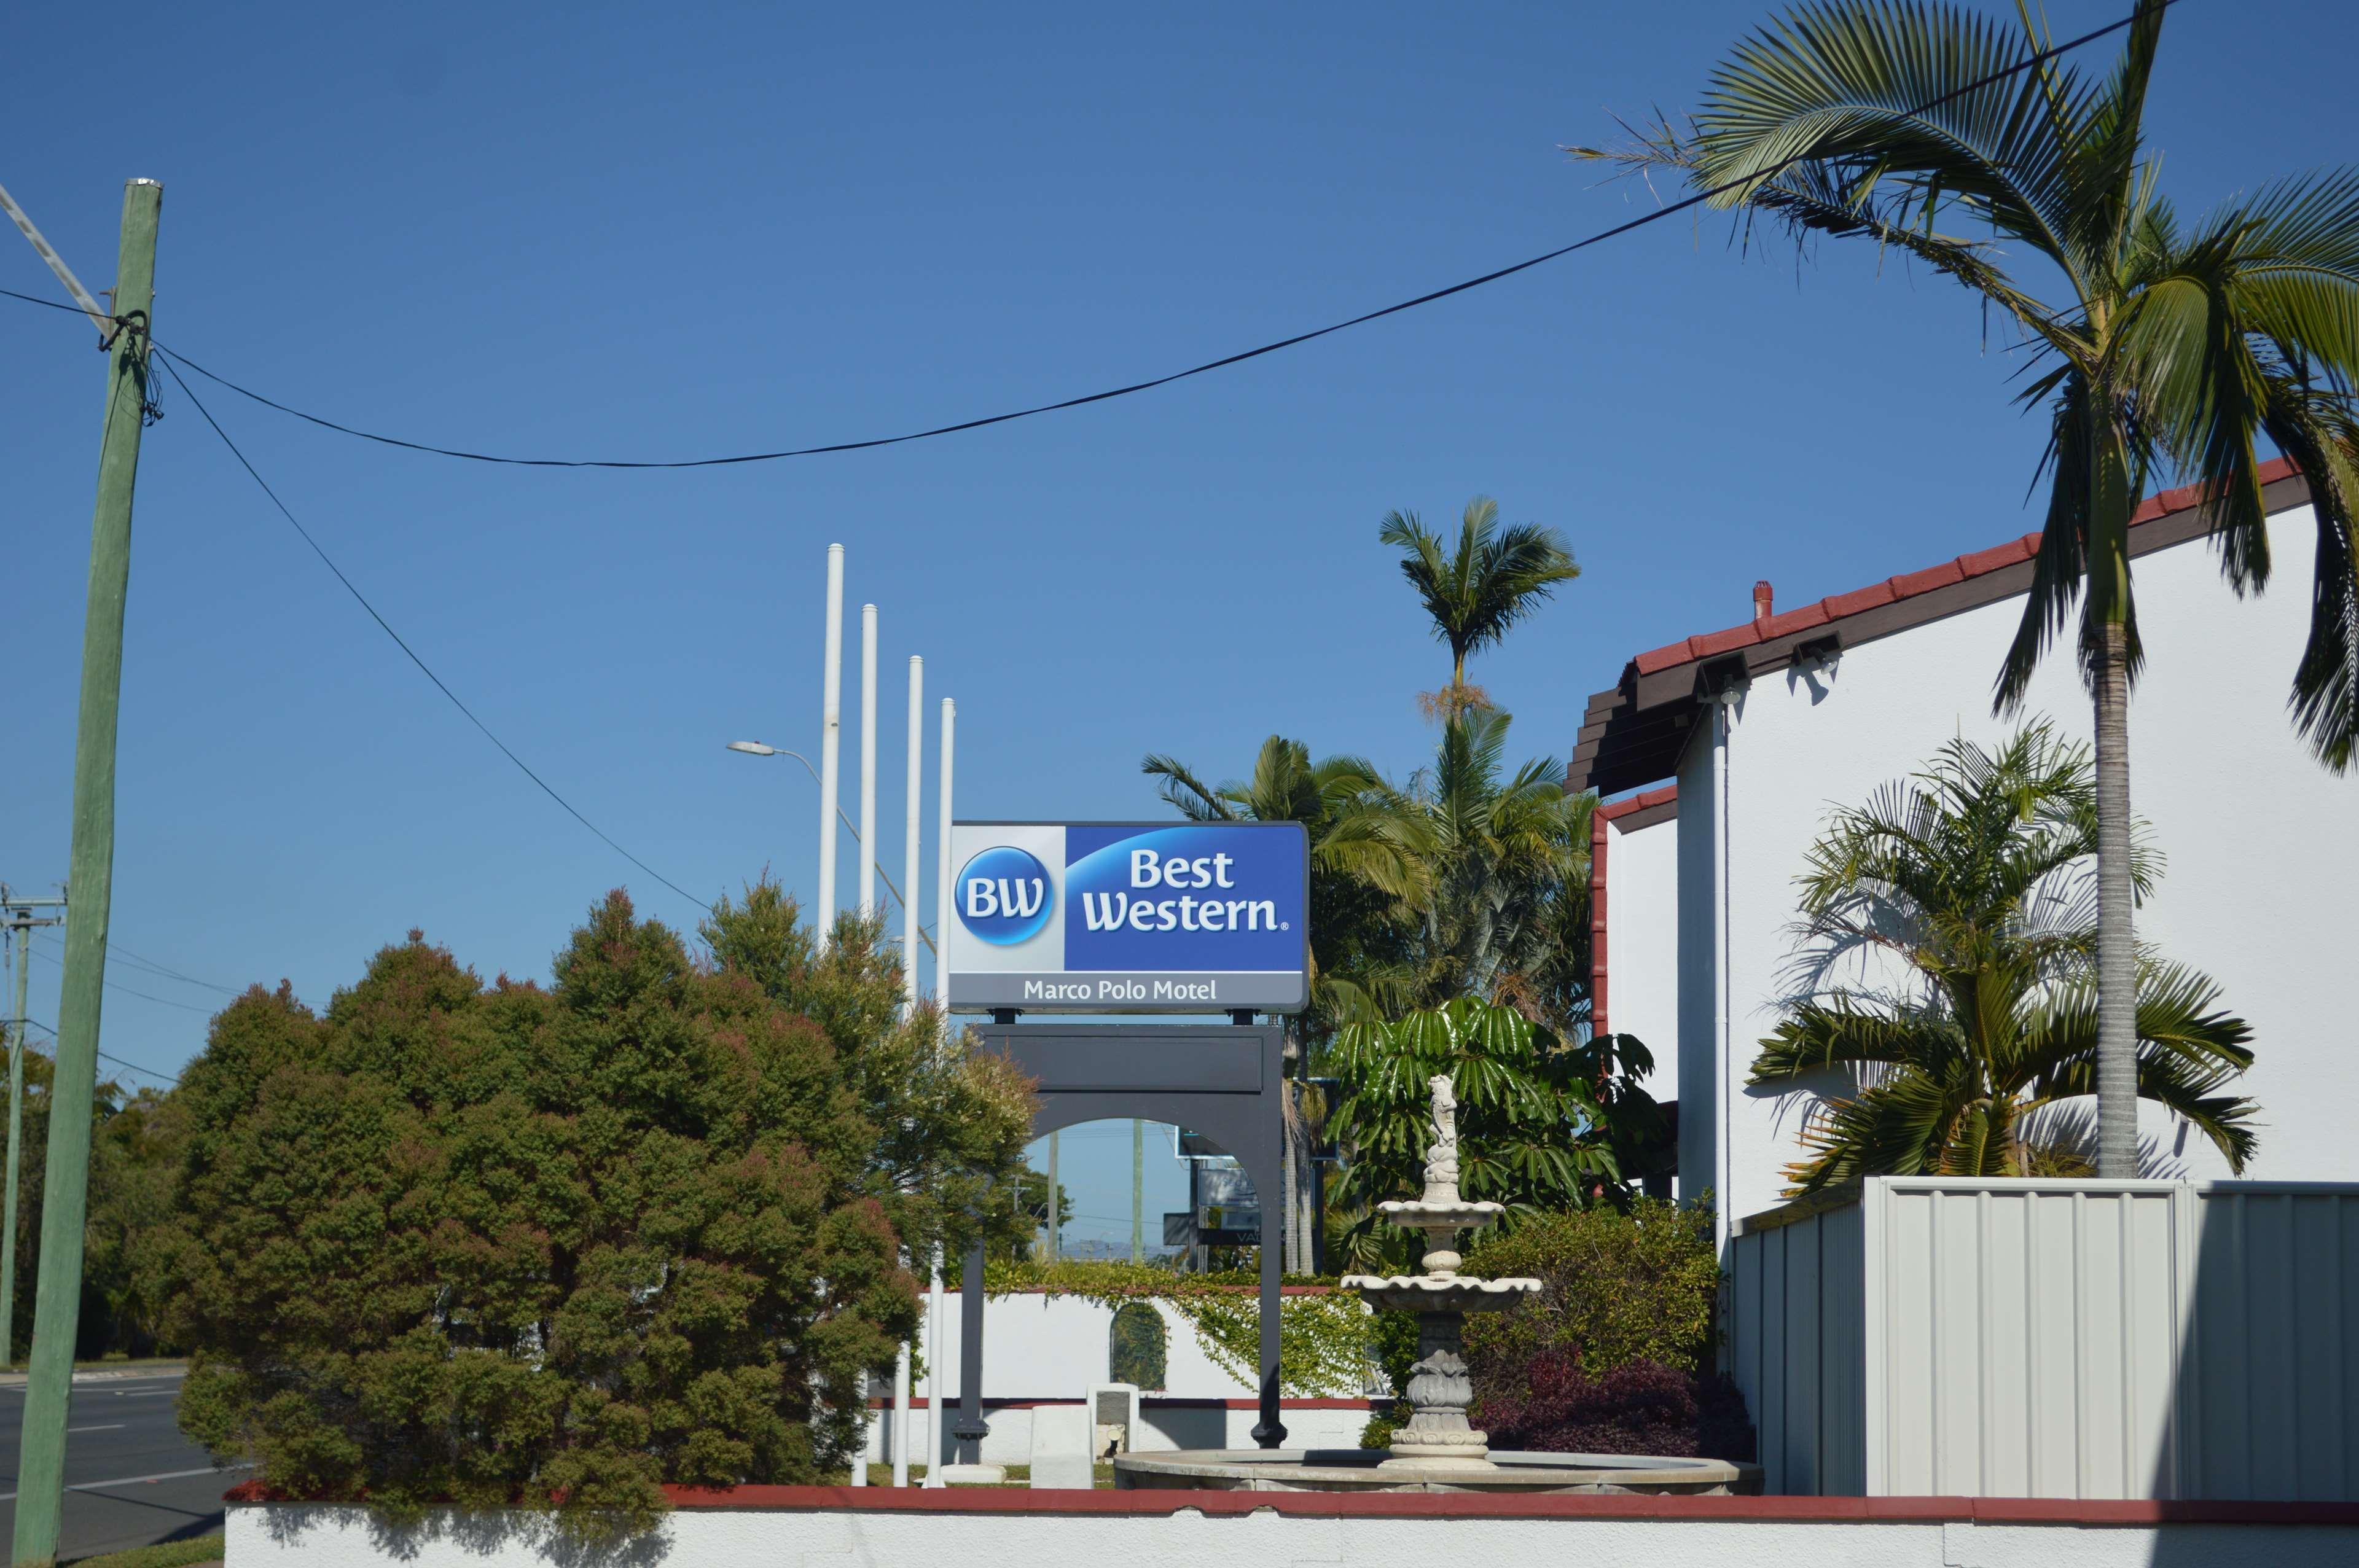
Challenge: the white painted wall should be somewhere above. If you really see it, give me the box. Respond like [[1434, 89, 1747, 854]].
[[228, 1502, 2359, 1568], [926, 1293, 1253, 1401], [1678, 506, 2359, 1222], [864, 1290, 1376, 1465], [866, 1400, 1374, 1467], [1602, 811, 1680, 1099]]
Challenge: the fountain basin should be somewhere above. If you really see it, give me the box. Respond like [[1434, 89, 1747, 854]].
[[1338, 1274, 1540, 1313], [1113, 1447, 1761, 1494]]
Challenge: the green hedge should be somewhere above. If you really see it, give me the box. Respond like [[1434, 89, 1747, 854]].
[[1460, 1198, 1718, 1375]]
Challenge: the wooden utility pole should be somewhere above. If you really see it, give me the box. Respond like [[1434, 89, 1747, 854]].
[[13, 177, 160, 1568]]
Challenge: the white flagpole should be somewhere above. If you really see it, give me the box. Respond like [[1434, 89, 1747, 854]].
[[859, 604, 879, 919], [902, 657, 924, 1017], [935, 699, 955, 1015], [816, 546, 845, 951], [928, 698, 958, 1486]]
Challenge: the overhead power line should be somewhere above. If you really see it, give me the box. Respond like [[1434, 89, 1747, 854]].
[[30, 932, 245, 998], [8, 2, 2164, 472], [27, 942, 215, 1013], [9, 1016, 184, 1087], [98, 940, 245, 997], [150, 353, 716, 916]]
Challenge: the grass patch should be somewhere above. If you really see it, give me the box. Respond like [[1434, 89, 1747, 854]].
[[67, 1533, 223, 1567]]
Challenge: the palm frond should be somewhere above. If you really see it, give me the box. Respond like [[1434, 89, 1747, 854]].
[[1752, 997, 1960, 1084]]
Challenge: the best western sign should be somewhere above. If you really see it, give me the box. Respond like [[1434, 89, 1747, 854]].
[[945, 821, 1309, 1012]]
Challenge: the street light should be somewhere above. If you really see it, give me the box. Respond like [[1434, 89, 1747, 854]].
[[727, 741, 935, 955]]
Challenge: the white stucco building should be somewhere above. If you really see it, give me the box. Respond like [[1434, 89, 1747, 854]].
[[1571, 459, 2357, 1231]]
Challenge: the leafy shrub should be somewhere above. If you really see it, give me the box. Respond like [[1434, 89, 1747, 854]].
[[1474, 1349, 1753, 1459], [1456, 1197, 1749, 1458], [1108, 1302, 1167, 1391], [1461, 1196, 1718, 1375], [157, 886, 1033, 1531], [1324, 999, 1656, 1271]]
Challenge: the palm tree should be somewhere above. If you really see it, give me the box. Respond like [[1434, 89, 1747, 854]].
[[1143, 737, 1434, 1270], [1578, 2, 2359, 1175], [1382, 497, 1581, 721], [1408, 708, 1594, 1026], [1325, 997, 1634, 1270], [1143, 736, 1434, 1028], [1753, 725, 2256, 1190]]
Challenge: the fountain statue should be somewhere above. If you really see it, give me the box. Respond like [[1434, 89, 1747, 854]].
[[1110, 1071, 1758, 1494]]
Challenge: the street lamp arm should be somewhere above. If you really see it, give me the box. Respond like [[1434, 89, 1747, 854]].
[[729, 742, 938, 958]]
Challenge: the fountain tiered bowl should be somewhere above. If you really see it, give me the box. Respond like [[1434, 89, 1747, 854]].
[[1111, 1075, 1761, 1495]]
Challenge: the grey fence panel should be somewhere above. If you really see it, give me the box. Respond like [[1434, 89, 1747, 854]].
[[2183, 1185, 2359, 1502], [1731, 1178, 2359, 1500]]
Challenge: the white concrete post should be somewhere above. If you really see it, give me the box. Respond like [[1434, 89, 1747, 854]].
[[816, 545, 844, 951], [923, 1244, 945, 1487], [859, 603, 878, 919], [891, 1333, 913, 1486], [848, 1369, 868, 1486], [902, 656, 924, 1017]]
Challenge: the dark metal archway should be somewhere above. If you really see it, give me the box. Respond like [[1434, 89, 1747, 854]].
[[953, 1021, 1289, 1459]]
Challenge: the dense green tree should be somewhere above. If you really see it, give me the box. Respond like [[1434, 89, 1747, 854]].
[[1752, 727, 2256, 1190], [0, 1037, 168, 1363], [1581, 1, 2359, 1176], [1381, 497, 1580, 720], [157, 887, 1031, 1529]]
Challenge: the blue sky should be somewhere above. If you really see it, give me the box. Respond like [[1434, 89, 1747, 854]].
[[3, 1, 2349, 1250]]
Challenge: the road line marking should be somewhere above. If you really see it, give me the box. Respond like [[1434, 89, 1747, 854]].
[[0, 1464, 250, 1504], [67, 1424, 127, 1433]]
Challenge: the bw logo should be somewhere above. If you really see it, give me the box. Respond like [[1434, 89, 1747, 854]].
[[956, 846, 1054, 945]]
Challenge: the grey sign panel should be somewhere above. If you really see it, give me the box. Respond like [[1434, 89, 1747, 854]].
[[978, 1027, 1265, 1095], [953, 970, 1307, 1012]]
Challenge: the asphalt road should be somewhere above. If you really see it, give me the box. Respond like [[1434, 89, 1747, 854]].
[[0, 1369, 241, 1562]]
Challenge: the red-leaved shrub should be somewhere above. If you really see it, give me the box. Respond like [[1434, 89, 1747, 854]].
[[1472, 1348, 1755, 1460]]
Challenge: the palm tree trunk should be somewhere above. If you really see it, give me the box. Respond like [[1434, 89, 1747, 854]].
[[2092, 619, 2139, 1177]]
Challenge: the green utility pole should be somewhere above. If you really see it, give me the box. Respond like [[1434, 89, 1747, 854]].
[[1044, 1130, 1059, 1262], [1131, 1120, 1143, 1264], [1, 889, 68, 1371], [14, 178, 160, 1568]]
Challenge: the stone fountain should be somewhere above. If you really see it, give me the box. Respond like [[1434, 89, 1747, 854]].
[[1112, 1073, 1760, 1494], [1337, 1073, 1538, 1472]]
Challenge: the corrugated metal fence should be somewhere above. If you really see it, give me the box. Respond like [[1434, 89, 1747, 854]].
[[1726, 1178, 2359, 1500]]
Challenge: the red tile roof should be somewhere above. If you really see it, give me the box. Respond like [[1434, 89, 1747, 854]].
[[1627, 457, 2301, 678], [1598, 783, 1678, 823]]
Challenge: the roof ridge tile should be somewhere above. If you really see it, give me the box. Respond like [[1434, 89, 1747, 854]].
[[1626, 456, 2301, 678]]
